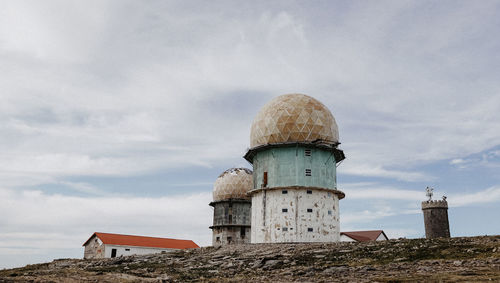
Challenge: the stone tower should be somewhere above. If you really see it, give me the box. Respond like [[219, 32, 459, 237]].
[[209, 168, 253, 247], [244, 94, 345, 243], [421, 187, 450, 239]]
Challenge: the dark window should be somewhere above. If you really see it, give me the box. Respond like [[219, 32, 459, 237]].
[[328, 210, 332, 215], [308, 228, 313, 232], [229, 215, 232, 224], [263, 172, 268, 187], [216, 236, 220, 242], [282, 190, 288, 194], [241, 227, 246, 238], [307, 208, 313, 213], [228, 202, 232, 208], [305, 169, 312, 176], [282, 227, 288, 232], [307, 190, 312, 194], [282, 208, 288, 212], [111, 248, 117, 258], [227, 236, 232, 243], [125, 248, 130, 251], [305, 149, 312, 156]]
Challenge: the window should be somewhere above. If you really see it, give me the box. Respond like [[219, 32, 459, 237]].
[[305, 169, 312, 176], [328, 210, 332, 215], [282, 208, 288, 212], [216, 236, 220, 242], [125, 248, 130, 251], [229, 215, 232, 224], [282, 227, 288, 232], [111, 248, 117, 258], [305, 149, 312, 156], [263, 172, 268, 187], [282, 190, 288, 194], [308, 228, 313, 232], [307, 208, 313, 213], [307, 190, 312, 194], [227, 236, 232, 243], [241, 227, 246, 238]]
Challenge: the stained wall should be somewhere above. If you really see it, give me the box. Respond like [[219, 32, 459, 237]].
[[251, 188, 340, 243]]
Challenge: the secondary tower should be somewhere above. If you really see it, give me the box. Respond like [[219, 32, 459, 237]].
[[422, 187, 450, 238], [244, 94, 345, 243], [209, 168, 253, 246]]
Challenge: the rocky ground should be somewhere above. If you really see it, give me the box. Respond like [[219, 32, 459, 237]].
[[1, 236, 499, 282]]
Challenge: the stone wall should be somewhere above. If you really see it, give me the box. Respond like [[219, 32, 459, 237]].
[[422, 200, 450, 238]]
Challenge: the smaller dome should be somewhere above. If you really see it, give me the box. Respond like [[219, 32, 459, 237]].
[[213, 168, 253, 201]]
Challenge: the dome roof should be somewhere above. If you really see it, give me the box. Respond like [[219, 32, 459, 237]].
[[213, 168, 253, 201], [250, 94, 339, 148]]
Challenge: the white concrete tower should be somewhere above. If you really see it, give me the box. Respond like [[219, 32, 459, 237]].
[[244, 94, 345, 243]]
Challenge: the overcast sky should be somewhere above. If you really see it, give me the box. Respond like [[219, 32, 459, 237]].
[[1, 0, 500, 269]]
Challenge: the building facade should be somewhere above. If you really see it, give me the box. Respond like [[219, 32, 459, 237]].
[[209, 168, 253, 246], [245, 94, 345, 243], [83, 232, 199, 259]]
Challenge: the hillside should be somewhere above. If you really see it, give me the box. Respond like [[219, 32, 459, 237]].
[[1, 236, 499, 282]]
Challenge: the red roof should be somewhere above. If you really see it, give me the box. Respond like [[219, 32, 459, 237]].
[[83, 232, 199, 249], [340, 230, 388, 242]]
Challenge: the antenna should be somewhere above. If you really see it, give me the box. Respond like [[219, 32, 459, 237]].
[[426, 186, 434, 201]]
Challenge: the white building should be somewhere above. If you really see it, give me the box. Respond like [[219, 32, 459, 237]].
[[83, 232, 199, 259], [340, 230, 389, 242], [244, 94, 346, 243]]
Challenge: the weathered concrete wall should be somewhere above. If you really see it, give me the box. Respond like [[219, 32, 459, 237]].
[[251, 188, 340, 243], [422, 200, 450, 239], [211, 200, 251, 246], [212, 226, 251, 247], [103, 245, 174, 258], [83, 235, 105, 259], [252, 147, 337, 190], [212, 201, 251, 226]]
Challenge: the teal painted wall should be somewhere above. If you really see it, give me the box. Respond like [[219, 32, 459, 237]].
[[253, 147, 337, 190]]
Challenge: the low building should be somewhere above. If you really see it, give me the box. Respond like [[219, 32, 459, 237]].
[[83, 232, 199, 259], [340, 230, 388, 242]]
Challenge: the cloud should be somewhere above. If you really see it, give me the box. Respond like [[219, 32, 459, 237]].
[[449, 186, 500, 207], [340, 161, 430, 182]]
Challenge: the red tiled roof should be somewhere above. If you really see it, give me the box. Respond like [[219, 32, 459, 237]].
[[82, 232, 199, 249], [340, 230, 388, 242]]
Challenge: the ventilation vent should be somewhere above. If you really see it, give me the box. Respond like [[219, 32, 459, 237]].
[[305, 169, 312, 176], [305, 149, 312, 156]]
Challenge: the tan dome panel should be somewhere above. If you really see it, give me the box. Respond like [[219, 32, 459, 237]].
[[250, 94, 339, 148], [213, 168, 253, 201]]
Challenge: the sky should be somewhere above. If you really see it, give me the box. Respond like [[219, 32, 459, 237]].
[[1, 0, 499, 269]]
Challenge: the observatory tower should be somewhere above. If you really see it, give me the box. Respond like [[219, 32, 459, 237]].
[[244, 94, 345, 243], [209, 168, 253, 246], [421, 187, 450, 239]]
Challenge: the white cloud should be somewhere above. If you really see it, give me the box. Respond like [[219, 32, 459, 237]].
[[448, 186, 500, 207]]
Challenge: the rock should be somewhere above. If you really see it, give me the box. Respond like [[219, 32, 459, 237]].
[[323, 266, 348, 274], [453, 260, 463, 266]]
